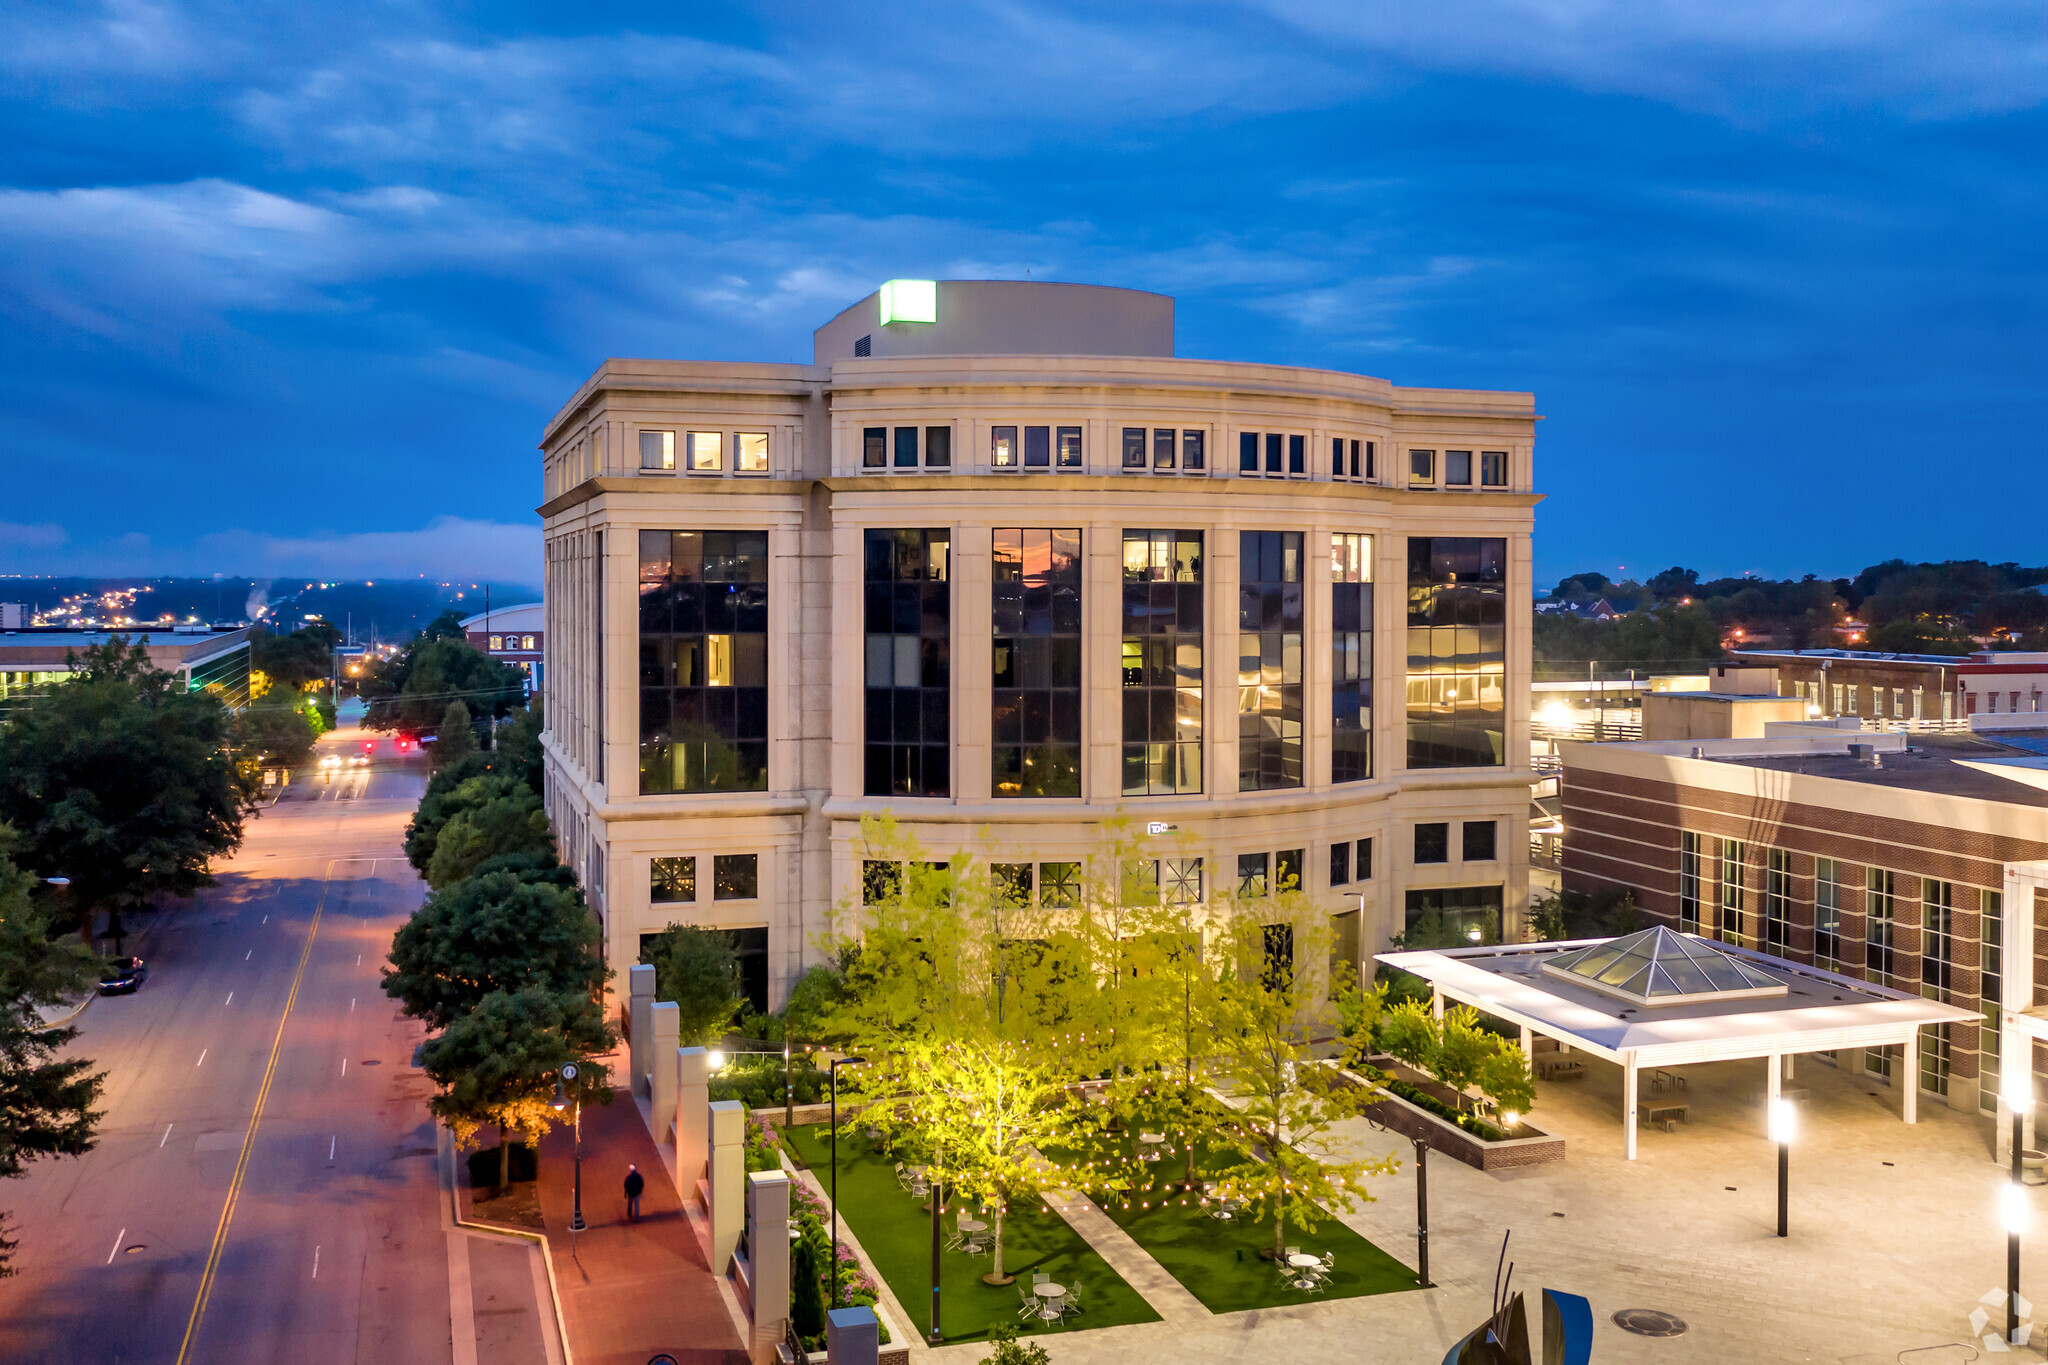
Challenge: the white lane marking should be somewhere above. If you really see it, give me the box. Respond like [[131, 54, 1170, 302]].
[[196, 1049, 207, 1067], [160, 1123, 173, 1148], [224, 992, 233, 1006], [245, 950, 252, 961], [329, 1135, 336, 1161], [107, 1227, 126, 1264], [349, 998, 355, 1012], [356, 954, 361, 966], [341, 1059, 347, 1077], [312, 1245, 320, 1279], [262, 915, 268, 924]]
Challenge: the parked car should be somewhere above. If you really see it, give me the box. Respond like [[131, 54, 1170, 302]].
[[98, 957, 148, 995]]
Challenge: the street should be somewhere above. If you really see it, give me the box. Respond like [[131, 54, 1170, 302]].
[[0, 719, 453, 1365]]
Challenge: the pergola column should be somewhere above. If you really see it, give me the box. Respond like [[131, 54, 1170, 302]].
[[1902, 1030, 1919, 1124], [1519, 1024, 1533, 1056], [1431, 986, 1444, 1022], [1765, 1051, 1781, 1136], [1623, 1053, 1639, 1161]]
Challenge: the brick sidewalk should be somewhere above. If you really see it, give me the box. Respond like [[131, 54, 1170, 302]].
[[536, 1088, 749, 1365]]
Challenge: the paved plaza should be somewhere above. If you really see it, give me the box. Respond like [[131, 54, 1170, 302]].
[[840, 1052, 2032, 1363]]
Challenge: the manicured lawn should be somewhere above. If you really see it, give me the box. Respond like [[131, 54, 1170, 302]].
[[781, 1123, 1162, 1343], [1050, 1135, 1419, 1314]]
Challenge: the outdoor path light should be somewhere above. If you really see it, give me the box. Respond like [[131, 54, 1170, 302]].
[[1769, 1098, 1794, 1238], [829, 1055, 867, 1307]]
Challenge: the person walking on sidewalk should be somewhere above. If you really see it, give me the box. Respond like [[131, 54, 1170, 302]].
[[624, 1164, 645, 1222]]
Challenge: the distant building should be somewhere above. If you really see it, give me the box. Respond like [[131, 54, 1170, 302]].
[[1730, 648, 2048, 723], [0, 626, 253, 710], [462, 602, 544, 693], [0, 604, 23, 630], [1560, 720, 2048, 1119]]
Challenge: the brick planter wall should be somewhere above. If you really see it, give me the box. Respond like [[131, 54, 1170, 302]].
[[1345, 1066, 1566, 1171]]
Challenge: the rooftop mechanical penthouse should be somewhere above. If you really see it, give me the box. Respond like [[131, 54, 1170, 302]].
[[536, 280, 1540, 1013]]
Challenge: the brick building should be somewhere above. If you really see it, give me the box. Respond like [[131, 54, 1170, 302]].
[[1559, 725, 2048, 1118]]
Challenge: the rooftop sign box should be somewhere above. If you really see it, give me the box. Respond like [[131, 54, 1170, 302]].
[[878, 279, 937, 325]]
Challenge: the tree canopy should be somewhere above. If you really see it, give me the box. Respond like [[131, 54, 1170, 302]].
[[359, 631, 527, 739], [382, 871, 604, 1030], [423, 782, 552, 890], [0, 825, 106, 1275], [639, 925, 746, 1046], [0, 640, 249, 927], [250, 622, 338, 694]]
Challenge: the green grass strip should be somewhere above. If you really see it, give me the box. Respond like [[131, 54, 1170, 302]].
[[1047, 1136, 1419, 1315], [782, 1123, 1163, 1343]]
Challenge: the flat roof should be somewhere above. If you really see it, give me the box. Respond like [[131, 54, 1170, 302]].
[[1379, 937, 1975, 1065], [0, 628, 250, 666], [1711, 732, 2048, 807]]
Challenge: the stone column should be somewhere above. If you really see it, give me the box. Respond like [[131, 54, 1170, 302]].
[[825, 1306, 879, 1365], [678, 1046, 711, 1190], [628, 963, 656, 1096], [709, 1100, 746, 1272], [649, 1001, 679, 1143], [748, 1170, 792, 1358]]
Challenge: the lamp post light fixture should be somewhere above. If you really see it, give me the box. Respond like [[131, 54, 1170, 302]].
[[553, 1062, 586, 1234], [2007, 1063, 2033, 1345], [828, 1055, 867, 1308], [1769, 1097, 1795, 1238]]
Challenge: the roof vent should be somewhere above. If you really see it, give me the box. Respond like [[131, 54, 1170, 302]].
[[1689, 746, 1704, 760], [1848, 742, 1875, 765], [853, 334, 872, 357]]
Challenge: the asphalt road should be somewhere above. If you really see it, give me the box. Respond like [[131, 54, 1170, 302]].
[[0, 721, 453, 1365]]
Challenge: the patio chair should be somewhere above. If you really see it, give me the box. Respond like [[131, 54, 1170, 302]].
[[1016, 1282, 1037, 1320], [1032, 1272, 1050, 1286], [1061, 1283, 1084, 1316], [1038, 1292, 1068, 1325]]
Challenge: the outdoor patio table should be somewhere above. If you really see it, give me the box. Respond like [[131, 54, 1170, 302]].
[[1033, 1282, 1068, 1322], [1138, 1132, 1165, 1161], [1033, 1282, 1066, 1298], [1641, 1100, 1689, 1132], [1285, 1253, 1325, 1289]]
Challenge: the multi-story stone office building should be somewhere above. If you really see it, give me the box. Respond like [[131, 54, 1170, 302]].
[[537, 280, 1538, 1012]]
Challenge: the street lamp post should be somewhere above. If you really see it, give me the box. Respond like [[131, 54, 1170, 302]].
[[828, 1055, 866, 1308], [1413, 1134, 1433, 1288], [2007, 1065, 2032, 1345], [552, 1063, 586, 1234], [1769, 1098, 1794, 1238]]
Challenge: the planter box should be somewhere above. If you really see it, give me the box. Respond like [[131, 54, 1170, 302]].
[[1346, 1064, 1565, 1171]]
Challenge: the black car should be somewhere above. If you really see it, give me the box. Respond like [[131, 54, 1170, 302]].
[[98, 957, 148, 995]]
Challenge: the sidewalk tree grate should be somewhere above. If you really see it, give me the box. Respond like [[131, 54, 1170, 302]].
[[1612, 1309, 1687, 1337]]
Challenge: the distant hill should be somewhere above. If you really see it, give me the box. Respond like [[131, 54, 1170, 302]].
[[0, 576, 538, 644]]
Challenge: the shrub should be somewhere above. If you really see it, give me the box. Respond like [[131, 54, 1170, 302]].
[[1380, 1079, 1505, 1142]]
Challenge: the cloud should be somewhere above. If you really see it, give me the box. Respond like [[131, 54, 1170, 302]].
[[0, 517, 540, 585]]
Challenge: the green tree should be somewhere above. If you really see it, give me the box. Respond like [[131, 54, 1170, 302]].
[[434, 700, 478, 770], [791, 1236, 828, 1339], [497, 699, 546, 790], [420, 985, 614, 1191], [1199, 900, 1394, 1261], [780, 964, 850, 1045], [403, 759, 504, 875], [383, 871, 605, 1030], [232, 697, 318, 772], [360, 633, 526, 739], [640, 925, 746, 1045], [0, 639, 249, 942], [0, 826, 106, 1274], [1432, 1006, 1496, 1109], [1478, 1048, 1536, 1123], [424, 784, 552, 890], [1377, 998, 1439, 1074], [251, 623, 339, 694]]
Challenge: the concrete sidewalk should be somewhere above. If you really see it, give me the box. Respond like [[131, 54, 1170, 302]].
[[536, 1089, 750, 1365]]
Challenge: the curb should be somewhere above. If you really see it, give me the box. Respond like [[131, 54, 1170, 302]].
[[34, 993, 94, 1034], [441, 1123, 576, 1365]]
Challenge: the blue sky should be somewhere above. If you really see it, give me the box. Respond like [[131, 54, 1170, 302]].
[[2, 2, 2043, 589]]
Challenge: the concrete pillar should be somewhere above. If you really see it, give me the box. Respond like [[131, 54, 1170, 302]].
[[1782, 1053, 1795, 1081], [825, 1306, 879, 1365], [628, 964, 656, 1097], [1431, 986, 1444, 1022], [678, 1047, 711, 1190], [709, 1099, 746, 1272], [649, 1001, 680, 1143], [1903, 1030, 1919, 1124], [1519, 1024, 1533, 1056], [747, 1170, 792, 1357], [1623, 1052, 1639, 1161]]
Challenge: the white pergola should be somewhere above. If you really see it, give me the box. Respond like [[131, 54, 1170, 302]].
[[1379, 926, 1980, 1159]]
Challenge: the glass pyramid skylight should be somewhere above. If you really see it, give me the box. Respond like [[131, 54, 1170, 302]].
[[1539, 925, 1787, 1008]]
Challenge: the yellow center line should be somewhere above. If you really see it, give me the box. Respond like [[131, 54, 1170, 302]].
[[174, 859, 335, 1365]]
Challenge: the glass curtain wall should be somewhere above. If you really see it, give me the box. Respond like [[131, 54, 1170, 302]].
[[1331, 533, 1373, 783], [1238, 531, 1304, 790], [993, 529, 1083, 797], [1121, 530, 1203, 795], [639, 530, 769, 793], [864, 529, 951, 797], [1405, 537, 1507, 767]]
